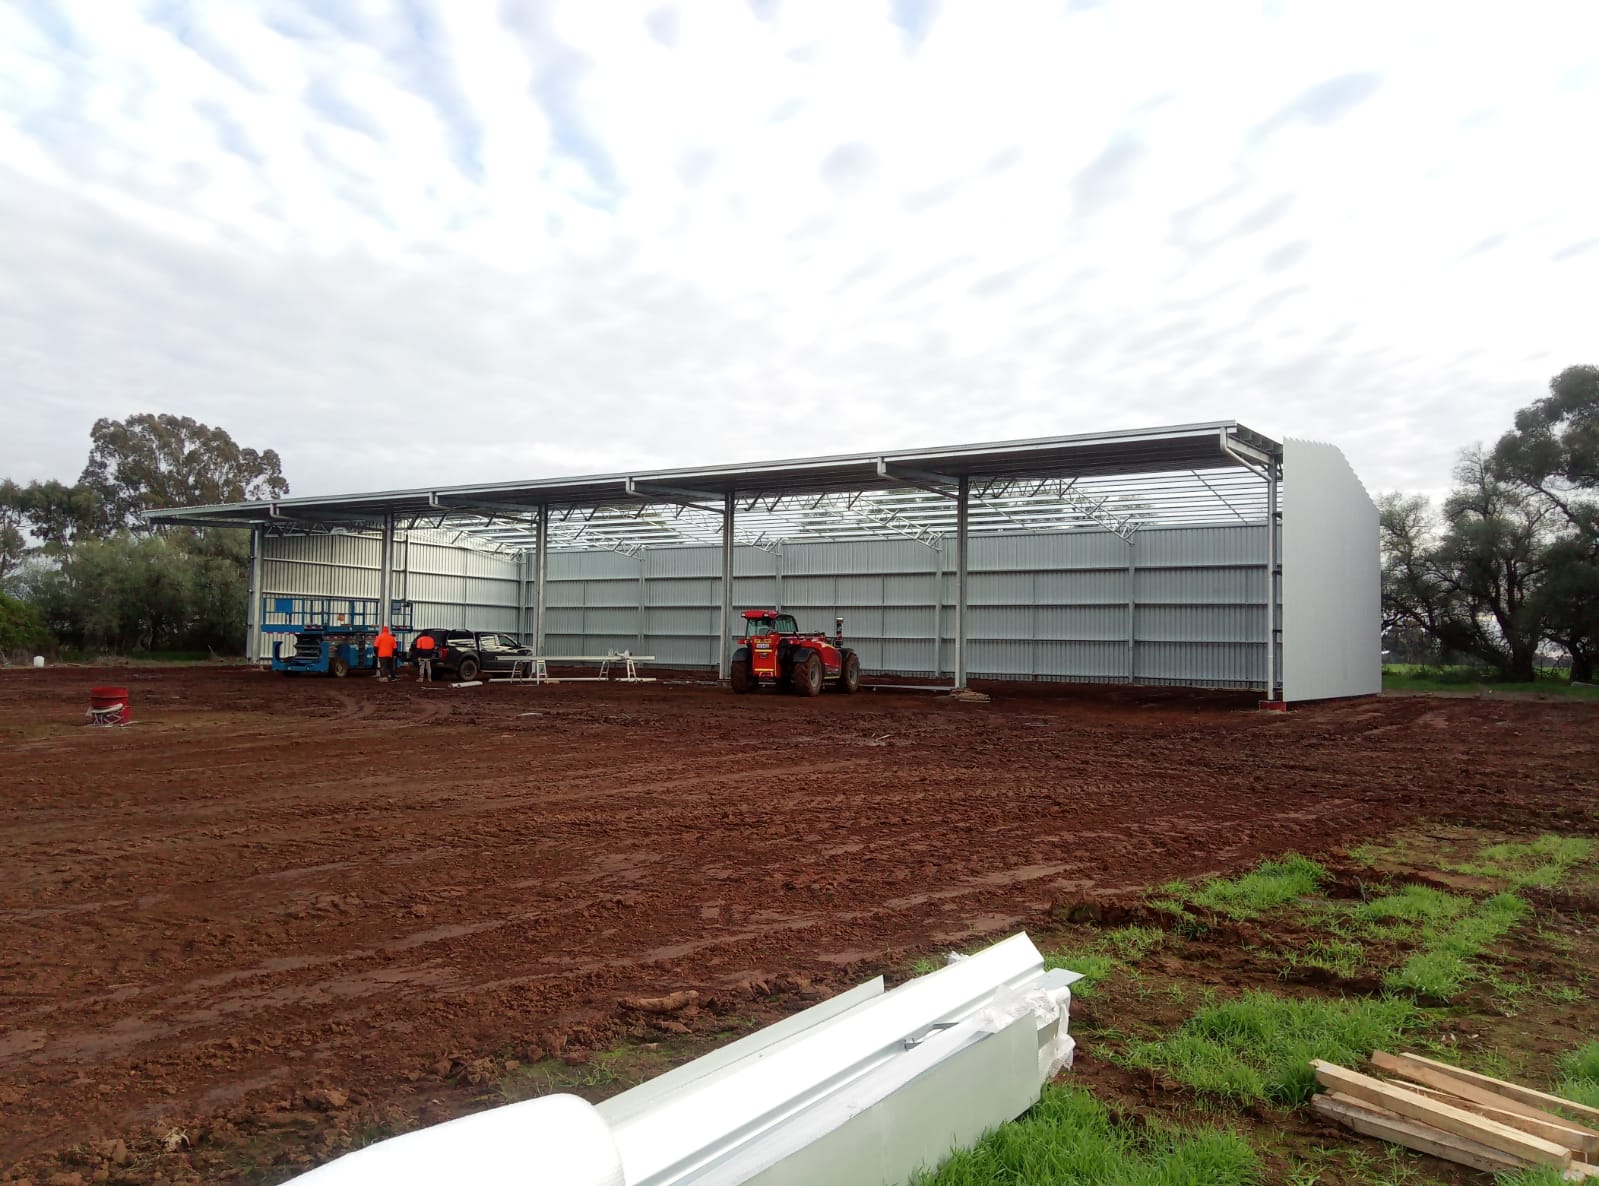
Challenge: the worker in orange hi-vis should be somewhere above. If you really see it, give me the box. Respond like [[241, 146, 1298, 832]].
[[373, 625, 398, 682]]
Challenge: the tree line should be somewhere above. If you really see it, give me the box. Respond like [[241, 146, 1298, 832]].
[[1381, 365, 1598, 682], [0, 414, 287, 657]]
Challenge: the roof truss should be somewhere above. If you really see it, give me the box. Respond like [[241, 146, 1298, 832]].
[[148, 422, 1281, 552]]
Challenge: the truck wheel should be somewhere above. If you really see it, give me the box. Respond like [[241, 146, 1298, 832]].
[[837, 651, 860, 693], [730, 661, 754, 693], [795, 652, 823, 697], [456, 656, 480, 681], [330, 656, 350, 678]]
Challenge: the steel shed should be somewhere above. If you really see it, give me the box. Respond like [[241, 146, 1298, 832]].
[[147, 422, 1379, 703]]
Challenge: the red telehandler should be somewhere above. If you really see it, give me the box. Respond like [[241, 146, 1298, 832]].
[[729, 610, 861, 695]]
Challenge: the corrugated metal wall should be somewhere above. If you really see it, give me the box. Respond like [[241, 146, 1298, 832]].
[[261, 524, 1275, 688], [258, 533, 523, 659]]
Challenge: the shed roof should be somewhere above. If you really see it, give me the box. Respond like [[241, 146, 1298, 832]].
[[146, 421, 1279, 552]]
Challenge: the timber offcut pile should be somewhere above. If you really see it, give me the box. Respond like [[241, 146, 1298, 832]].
[[1312, 1051, 1599, 1180]]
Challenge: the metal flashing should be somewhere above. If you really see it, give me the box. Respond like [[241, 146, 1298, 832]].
[[285, 933, 1080, 1186]]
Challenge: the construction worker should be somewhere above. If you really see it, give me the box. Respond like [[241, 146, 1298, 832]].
[[414, 631, 436, 682], [373, 625, 398, 681]]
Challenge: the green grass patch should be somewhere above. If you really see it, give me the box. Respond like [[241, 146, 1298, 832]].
[[1166, 854, 1327, 920], [1100, 925, 1166, 963], [1276, 936, 1366, 981], [1354, 884, 1467, 927], [924, 925, 1164, 1003], [912, 1084, 1260, 1186], [1495, 1168, 1574, 1186], [1442, 834, 1597, 890], [1561, 1078, 1599, 1110], [1369, 889, 1528, 1000], [1044, 951, 1116, 999], [1382, 663, 1497, 682], [1041, 925, 1166, 1000], [1148, 884, 1191, 917], [1557, 1040, 1599, 1109], [1120, 991, 1422, 1107], [499, 1055, 627, 1100], [1148, 855, 1536, 999], [1541, 983, 1585, 1005], [52, 648, 226, 664], [1346, 843, 1379, 867], [924, 835, 1586, 1184], [1381, 666, 1599, 698]]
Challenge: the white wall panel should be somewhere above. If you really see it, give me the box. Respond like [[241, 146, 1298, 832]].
[[1281, 440, 1381, 701]]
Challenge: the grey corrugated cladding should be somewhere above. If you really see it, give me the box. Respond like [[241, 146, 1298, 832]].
[[258, 523, 1274, 688]]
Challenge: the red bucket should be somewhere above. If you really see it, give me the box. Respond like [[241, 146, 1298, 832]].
[[89, 686, 131, 726]]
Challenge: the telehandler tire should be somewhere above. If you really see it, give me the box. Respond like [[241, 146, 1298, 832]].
[[837, 650, 860, 693], [794, 652, 823, 696]]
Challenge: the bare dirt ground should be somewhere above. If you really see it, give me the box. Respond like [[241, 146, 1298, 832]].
[[1, 666, 1594, 1183]]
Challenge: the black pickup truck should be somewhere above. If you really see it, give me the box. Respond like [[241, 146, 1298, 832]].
[[408, 629, 533, 681]]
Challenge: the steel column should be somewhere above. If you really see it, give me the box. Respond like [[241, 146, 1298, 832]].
[[719, 492, 734, 679], [517, 550, 529, 642], [246, 526, 263, 662], [773, 543, 784, 612], [377, 513, 394, 628], [954, 475, 969, 689], [636, 558, 647, 653], [1265, 465, 1279, 701], [932, 543, 945, 679], [1126, 541, 1136, 685], [534, 504, 549, 653]]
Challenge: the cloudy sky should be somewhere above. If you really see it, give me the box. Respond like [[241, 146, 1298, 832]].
[[1, 0, 1595, 504]]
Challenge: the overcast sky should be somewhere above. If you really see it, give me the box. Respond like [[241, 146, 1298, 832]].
[[1, 0, 1595, 504]]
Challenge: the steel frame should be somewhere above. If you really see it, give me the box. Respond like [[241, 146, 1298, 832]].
[[1221, 440, 1282, 703], [331, 468, 1270, 554], [150, 423, 1281, 553], [157, 422, 1288, 693]]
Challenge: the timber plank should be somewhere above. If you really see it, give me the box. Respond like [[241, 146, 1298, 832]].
[[1391, 1078, 1599, 1155], [1312, 1092, 1524, 1174], [1390, 1051, 1599, 1124], [1312, 1060, 1573, 1168], [1372, 1053, 1597, 1132]]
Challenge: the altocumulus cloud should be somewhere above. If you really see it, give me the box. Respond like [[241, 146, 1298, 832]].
[[0, 0, 1595, 503]]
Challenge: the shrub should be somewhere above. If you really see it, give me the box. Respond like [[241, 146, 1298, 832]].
[[0, 591, 50, 657]]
